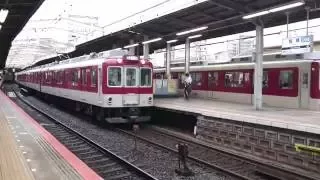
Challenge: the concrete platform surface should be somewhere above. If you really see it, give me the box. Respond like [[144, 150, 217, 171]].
[[0, 90, 103, 180], [154, 97, 320, 134]]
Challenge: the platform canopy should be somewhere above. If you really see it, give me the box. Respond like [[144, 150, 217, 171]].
[[30, 0, 320, 67], [0, 0, 45, 69]]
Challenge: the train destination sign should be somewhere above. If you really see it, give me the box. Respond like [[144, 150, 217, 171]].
[[281, 35, 313, 55]]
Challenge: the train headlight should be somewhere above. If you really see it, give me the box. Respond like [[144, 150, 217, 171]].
[[148, 97, 152, 104], [107, 97, 112, 105]]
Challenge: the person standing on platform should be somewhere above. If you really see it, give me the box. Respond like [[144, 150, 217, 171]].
[[183, 73, 192, 100]]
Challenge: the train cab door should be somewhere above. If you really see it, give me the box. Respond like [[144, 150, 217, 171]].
[[299, 66, 310, 109], [123, 66, 140, 106]]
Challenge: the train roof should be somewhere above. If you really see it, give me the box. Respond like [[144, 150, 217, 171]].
[[154, 59, 318, 73]]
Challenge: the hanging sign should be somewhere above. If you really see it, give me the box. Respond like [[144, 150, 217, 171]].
[[281, 35, 313, 55]]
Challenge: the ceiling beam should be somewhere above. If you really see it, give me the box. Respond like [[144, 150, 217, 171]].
[[165, 16, 197, 28], [207, 0, 252, 14], [0, 3, 34, 6]]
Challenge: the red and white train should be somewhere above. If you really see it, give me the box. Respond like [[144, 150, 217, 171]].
[[15, 51, 154, 123], [154, 56, 320, 111]]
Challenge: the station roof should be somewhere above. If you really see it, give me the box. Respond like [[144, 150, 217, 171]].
[[0, 0, 45, 69], [31, 0, 320, 66]]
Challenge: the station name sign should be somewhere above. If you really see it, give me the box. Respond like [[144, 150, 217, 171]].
[[281, 35, 313, 55]]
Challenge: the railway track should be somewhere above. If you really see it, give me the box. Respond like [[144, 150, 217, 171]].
[[6, 84, 316, 180], [116, 126, 318, 180], [10, 89, 157, 180]]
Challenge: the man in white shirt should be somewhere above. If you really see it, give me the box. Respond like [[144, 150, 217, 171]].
[[183, 73, 192, 99]]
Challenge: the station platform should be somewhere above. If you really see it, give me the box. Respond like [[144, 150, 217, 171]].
[[0, 90, 102, 180], [154, 97, 320, 135]]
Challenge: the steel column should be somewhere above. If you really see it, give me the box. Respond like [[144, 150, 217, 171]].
[[128, 39, 135, 55], [185, 38, 190, 74], [254, 25, 263, 110], [166, 43, 171, 79], [143, 36, 149, 59]]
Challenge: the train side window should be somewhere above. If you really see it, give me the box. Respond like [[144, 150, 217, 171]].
[[81, 69, 87, 85], [191, 72, 202, 87], [72, 70, 79, 86], [141, 68, 152, 87], [91, 69, 97, 86], [319, 68, 320, 90], [279, 70, 293, 89], [263, 71, 268, 88], [108, 67, 122, 87], [225, 72, 244, 88], [208, 72, 218, 88]]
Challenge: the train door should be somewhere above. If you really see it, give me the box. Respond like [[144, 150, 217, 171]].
[[208, 71, 218, 99], [81, 68, 87, 91], [299, 65, 310, 109], [123, 66, 139, 105], [98, 66, 102, 97]]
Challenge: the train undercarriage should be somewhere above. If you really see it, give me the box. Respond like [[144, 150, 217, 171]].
[[18, 85, 151, 124]]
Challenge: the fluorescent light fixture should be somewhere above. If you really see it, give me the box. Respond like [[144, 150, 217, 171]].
[[167, 39, 178, 44], [242, 1, 305, 19], [269, 1, 304, 12], [243, 11, 269, 19], [142, 37, 162, 44], [188, 34, 202, 39], [0, 9, 9, 23], [177, 26, 208, 36], [124, 43, 139, 49]]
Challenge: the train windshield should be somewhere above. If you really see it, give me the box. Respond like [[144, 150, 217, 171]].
[[140, 68, 152, 87], [108, 67, 122, 86], [125, 67, 138, 87]]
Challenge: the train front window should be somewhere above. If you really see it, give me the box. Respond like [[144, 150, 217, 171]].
[[279, 70, 293, 89], [125, 68, 137, 87], [140, 68, 152, 87], [108, 67, 122, 87]]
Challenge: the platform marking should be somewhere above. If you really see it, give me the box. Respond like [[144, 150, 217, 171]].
[[6, 116, 16, 119]]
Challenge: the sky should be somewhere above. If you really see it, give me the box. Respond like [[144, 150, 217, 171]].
[[5, 0, 320, 68]]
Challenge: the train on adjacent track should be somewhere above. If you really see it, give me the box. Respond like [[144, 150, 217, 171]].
[[15, 50, 154, 123], [154, 55, 320, 111]]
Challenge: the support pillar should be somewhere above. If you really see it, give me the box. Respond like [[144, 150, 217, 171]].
[[143, 36, 149, 59], [254, 25, 264, 110], [185, 38, 190, 74], [128, 39, 135, 55], [166, 43, 171, 79]]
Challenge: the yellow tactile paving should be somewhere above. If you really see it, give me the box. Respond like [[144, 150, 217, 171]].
[[0, 110, 35, 180]]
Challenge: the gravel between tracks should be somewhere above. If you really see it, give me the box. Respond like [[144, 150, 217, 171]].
[[17, 93, 235, 180]]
